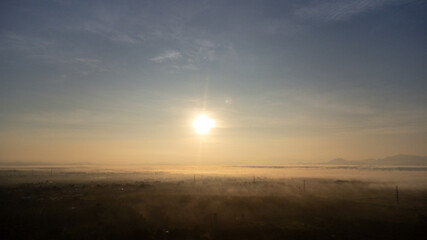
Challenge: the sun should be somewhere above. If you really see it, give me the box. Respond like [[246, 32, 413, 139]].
[[192, 115, 215, 135]]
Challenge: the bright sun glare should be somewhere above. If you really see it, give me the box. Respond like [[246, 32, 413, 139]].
[[192, 115, 215, 135]]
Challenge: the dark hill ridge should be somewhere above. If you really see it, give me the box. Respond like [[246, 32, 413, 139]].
[[326, 154, 427, 165]]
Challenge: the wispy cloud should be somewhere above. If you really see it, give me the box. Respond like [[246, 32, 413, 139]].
[[73, 58, 108, 73], [295, 0, 396, 21], [150, 50, 182, 63], [0, 32, 108, 74], [195, 39, 215, 48], [0, 32, 56, 52], [110, 34, 138, 44], [149, 39, 235, 70], [181, 39, 216, 62], [172, 64, 198, 71]]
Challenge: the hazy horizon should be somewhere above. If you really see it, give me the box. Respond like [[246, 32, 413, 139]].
[[1, 0, 426, 165], [1, 153, 427, 166]]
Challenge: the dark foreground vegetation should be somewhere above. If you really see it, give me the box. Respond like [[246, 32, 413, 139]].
[[0, 170, 426, 240]]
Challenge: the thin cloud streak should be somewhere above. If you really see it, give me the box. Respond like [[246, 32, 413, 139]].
[[150, 50, 182, 63], [295, 0, 399, 21]]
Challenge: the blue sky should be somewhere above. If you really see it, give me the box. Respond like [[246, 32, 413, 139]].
[[0, 0, 426, 164]]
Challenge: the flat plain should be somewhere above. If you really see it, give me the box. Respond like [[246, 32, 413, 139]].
[[1, 165, 426, 240]]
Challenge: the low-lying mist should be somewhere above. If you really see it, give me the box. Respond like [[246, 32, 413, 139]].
[[1, 165, 426, 239], [1, 164, 426, 188]]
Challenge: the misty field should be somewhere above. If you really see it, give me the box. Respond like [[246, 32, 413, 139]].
[[0, 166, 426, 240]]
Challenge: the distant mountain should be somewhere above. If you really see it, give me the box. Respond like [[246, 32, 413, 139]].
[[327, 158, 358, 165], [326, 154, 427, 165]]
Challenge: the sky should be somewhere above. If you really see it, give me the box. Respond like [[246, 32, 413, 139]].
[[0, 0, 426, 164]]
